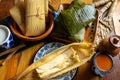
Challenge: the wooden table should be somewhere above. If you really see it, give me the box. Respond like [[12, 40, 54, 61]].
[[0, 0, 120, 80]]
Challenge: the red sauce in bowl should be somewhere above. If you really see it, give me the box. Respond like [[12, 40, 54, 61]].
[[95, 53, 112, 71]]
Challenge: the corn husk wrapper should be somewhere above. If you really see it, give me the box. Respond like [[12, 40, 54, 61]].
[[25, 0, 46, 36], [10, 3, 25, 34], [45, 0, 48, 17], [12, 42, 94, 80]]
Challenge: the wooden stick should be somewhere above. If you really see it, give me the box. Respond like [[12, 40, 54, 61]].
[[0, 50, 18, 66], [0, 44, 26, 57]]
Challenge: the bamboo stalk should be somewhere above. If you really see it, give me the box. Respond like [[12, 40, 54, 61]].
[[92, 0, 110, 7]]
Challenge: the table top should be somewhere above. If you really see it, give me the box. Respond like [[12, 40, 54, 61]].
[[0, 0, 120, 80]]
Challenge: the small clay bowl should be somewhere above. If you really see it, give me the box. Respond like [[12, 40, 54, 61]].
[[91, 51, 114, 77], [10, 11, 54, 41]]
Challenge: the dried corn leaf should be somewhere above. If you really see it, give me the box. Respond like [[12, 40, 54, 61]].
[[25, 0, 46, 36], [10, 3, 25, 34], [10, 42, 94, 80]]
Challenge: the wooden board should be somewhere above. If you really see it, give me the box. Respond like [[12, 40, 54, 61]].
[[0, 0, 120, 80]]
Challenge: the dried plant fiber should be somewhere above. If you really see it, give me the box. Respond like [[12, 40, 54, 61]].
[[25, 0, 46, 36], [10, 3, 25, 34]]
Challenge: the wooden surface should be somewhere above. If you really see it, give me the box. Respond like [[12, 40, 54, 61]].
[[0, 0, 120, 80]]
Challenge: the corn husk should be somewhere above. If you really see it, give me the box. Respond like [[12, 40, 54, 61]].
[[25, 0, 46, 36], [107, 0, 118, 18], [92, 0, 110, 7], [10, 3, 25, 34], [45, 0, 48, 17], [99, 1, 112, 19], [10, 42, 94, 80]]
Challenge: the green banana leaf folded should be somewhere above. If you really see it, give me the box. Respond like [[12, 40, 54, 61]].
[[51, 0, 96, 42]]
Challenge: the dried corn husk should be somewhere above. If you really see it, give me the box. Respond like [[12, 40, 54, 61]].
[[25, 0, 46, 36], [10, 3, 25, 34], [10, 42, 94, 80], [99, 1, 112, 19], [93, 0, 118, 49], [14, 0, 25, 5], [106, 0, 118, 19], [45, 0, 48, 17], [92, 0, 110, 7]]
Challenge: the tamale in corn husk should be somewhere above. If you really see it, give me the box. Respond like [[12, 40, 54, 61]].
[[10, 42, 94, 80], [45, 0, 48, 18], [10, 2, 25, 34], [52, 0, 96, 42], [25, 0, 47, 36]]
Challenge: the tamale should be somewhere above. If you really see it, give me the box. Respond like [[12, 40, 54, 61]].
[[52, 0, 96, 42], [10, 3, 25, 34], [45, 0, 48, 17], [25, 0, 46, 36], [10, 42, 94, 80]]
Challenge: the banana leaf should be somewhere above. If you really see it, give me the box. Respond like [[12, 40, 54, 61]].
[[51, 0, 96, 42]]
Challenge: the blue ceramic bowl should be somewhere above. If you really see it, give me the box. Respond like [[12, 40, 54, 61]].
[[91, 51, 114, 77], [0, 25, 14, 49]]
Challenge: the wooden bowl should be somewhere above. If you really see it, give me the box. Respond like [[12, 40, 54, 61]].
[[10, 11, 54, 41]]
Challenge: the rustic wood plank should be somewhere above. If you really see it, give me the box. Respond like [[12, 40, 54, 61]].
[[4, 53, 20, 80], [16, 42, 45, 79], [0, 62, 7, 80], [0, 53, 20, 80], [0, 0, 14, 20], [74, 61, 99, 80], [0, 0, 120, 80]]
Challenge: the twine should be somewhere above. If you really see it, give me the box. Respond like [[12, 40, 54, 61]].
[[25, 8, 46, 19]]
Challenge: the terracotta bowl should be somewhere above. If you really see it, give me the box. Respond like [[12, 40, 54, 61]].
[[10, 11, 54, 41]]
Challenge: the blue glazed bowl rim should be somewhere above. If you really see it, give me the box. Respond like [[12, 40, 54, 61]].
[[92, 51, 114, 77], [0, 25, 11, 45]]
